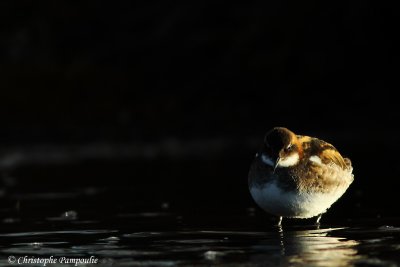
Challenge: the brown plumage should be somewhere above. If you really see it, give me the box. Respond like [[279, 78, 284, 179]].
[[248, 127, 354, 222]]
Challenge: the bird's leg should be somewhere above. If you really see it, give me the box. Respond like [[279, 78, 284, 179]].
[[315, 214, 322, 225], [277, 216, 283, 227]]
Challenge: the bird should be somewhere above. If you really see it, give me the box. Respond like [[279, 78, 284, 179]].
[[248, 127, 354, 226]]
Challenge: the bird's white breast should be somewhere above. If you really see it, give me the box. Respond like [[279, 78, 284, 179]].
[[249, 181, 349, 218]]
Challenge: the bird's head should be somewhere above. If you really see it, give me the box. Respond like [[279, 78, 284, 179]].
[[262, 127, 300, 171]]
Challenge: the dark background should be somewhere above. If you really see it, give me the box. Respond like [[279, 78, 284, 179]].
[[0, 2, 398, 220]]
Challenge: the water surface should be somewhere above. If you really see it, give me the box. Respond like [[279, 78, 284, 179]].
[[1, 198, 399, 267]]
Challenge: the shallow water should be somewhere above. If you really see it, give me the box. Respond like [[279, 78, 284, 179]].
[[1, 202, 400, 267], [0, 155, 398, 266]]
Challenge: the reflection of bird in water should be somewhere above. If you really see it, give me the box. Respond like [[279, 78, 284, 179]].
[[250, 228, 360, 267], [249, 127, 354, 225]]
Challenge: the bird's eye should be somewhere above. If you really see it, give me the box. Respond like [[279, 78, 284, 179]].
[[285, 145, 292, 152]]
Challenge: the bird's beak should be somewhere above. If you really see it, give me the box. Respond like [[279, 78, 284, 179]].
[[273, 157, 281, 174]]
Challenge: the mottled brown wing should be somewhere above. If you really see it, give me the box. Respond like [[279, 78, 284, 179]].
[[320, 148, 347, 169], [298, 135, 349, 170]]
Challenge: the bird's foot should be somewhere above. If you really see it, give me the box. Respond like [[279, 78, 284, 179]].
[[315, 214, 322, 225], [276, 216, 283, 227]]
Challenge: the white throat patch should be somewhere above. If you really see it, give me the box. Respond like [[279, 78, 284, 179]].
[[277, 153, 299, 167]]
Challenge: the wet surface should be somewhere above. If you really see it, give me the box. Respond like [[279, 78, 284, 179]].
[[0, 192, 400, 267], [0, 152, 398, 267]]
